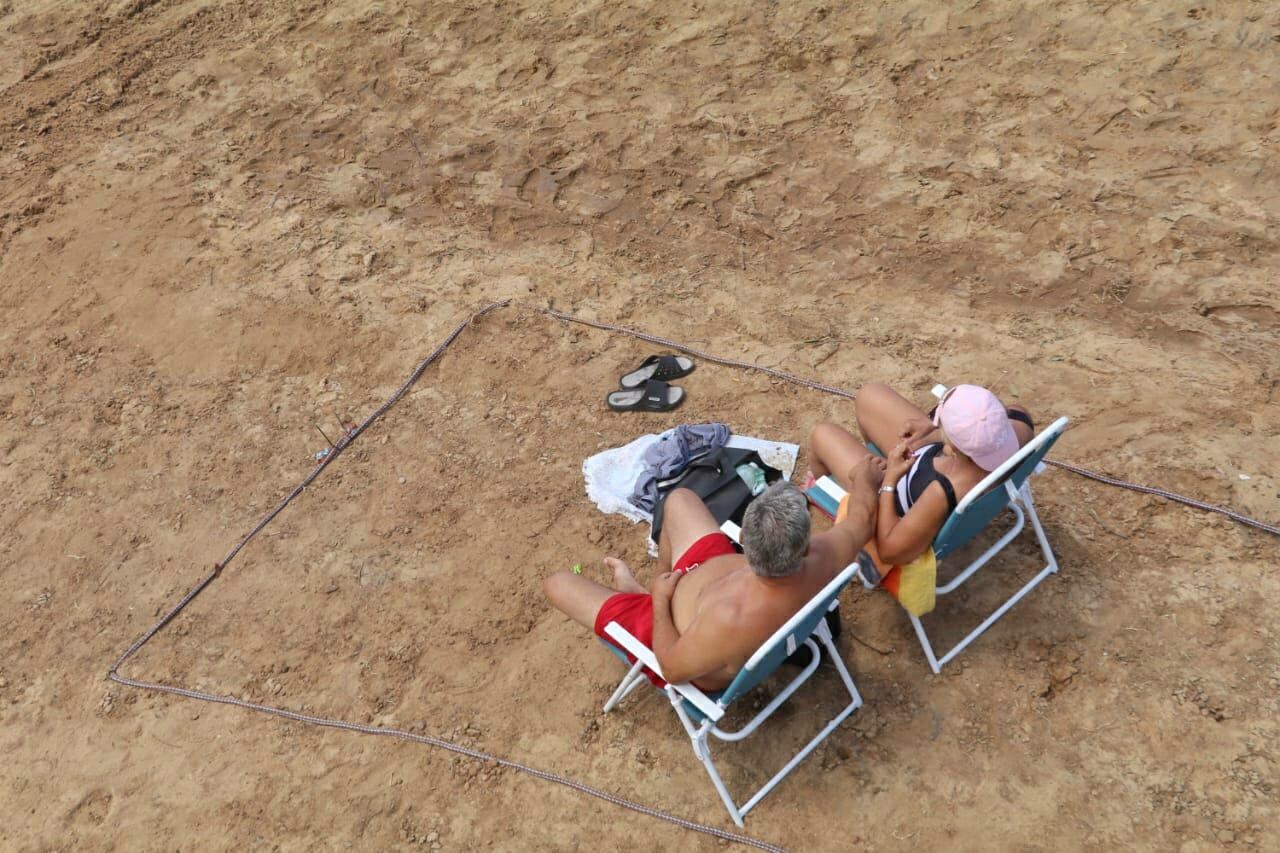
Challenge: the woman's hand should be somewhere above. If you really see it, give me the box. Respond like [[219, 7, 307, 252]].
[[900, 415, 937, 451], [884, 442, 914, 484]]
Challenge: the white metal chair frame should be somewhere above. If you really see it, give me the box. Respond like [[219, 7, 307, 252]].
[[601, 554, 863, 827], [907, 384, 1069, 673], [909, 471, 1062, 673]]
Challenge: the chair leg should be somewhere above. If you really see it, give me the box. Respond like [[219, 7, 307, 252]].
[[1022, 486, 1060, 575], [818, 624, 863, 709], [619, 671, 646, 702], [667, 633, 865, 825], [909, 613, 943, 674], [914, 487, 1060, 673], [933, 563, 1057, 671], [713, 639, 823, 743], [736, 634, 862, 819], [936, 501, 1025, 595], [603, 660, 646, 713], [696, 734, 745, 828], [667, 693, 745, 826]]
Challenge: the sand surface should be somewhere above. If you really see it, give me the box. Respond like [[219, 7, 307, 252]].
[[2, 1, 1278, 850]]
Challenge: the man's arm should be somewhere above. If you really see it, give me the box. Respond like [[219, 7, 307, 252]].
[[812, 455, 880, 572], [650, 574, 742, 685]]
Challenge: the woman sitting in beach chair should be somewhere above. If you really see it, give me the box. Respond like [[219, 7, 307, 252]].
[[805, 383, 1035, 566]]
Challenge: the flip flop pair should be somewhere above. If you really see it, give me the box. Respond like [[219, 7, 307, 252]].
[[606, 354, 695, 413]]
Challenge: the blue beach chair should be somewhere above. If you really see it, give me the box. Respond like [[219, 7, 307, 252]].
[[910, 412, 1070, 673], [600, 535, 863, 827], [812, 386, 1070, 673]]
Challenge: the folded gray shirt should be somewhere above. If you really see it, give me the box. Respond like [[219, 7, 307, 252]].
[[629, 423, 732, 512]]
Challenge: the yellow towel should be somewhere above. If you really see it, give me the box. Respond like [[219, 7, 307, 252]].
[[893, 548, 937, 617], [837, 495, 936, 616]]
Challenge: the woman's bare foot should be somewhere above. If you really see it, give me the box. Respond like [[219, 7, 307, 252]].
[[604, 557, 645, 593]]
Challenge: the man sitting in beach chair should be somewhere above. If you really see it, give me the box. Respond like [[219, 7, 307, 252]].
[[544, 468, 879, 690]]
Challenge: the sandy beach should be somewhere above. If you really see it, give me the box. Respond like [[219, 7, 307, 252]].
[[1, 1, 1277, 849]]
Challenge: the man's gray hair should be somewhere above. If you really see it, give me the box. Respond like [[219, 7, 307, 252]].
[[741, 482, 811, 578]]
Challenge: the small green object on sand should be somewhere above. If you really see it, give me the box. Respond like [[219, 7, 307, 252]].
[[572, 563, 583, 575]]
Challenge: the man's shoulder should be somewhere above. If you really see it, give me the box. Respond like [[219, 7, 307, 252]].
[[802, 535, 848, 579]]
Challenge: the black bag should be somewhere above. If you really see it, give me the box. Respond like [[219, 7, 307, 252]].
[[650, 446, 783, 545]]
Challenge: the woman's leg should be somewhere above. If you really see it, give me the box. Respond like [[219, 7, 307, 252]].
[[854, 382, 932, 452], [807, 422, 874, 491]]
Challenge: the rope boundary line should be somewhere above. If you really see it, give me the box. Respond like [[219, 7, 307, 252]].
[[108, 299, 1278, 852]]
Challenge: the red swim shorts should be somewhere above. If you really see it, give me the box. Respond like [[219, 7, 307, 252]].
[[593, 532, 737, 687]]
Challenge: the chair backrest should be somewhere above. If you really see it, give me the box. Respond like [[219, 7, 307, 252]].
[[716, 563, 859, 708], [932, 416, 1069, 559]]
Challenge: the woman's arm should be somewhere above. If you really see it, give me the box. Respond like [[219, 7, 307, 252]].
[[875, 442, 915, 554], [876, 486, 950, 565], [874, 444, 950, 566]]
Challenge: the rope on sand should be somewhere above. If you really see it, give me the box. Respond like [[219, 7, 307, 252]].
[[108, 300, 1279, 853], [530, 301, 1279, 537]]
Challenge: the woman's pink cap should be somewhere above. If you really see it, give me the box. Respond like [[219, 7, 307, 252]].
[[933, 384, 1020, 471]]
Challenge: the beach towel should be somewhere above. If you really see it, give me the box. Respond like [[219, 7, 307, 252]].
[[831, 491, 937, 617], [584, 430, 799, 529]]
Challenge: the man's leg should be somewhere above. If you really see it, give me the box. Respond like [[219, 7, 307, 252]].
[[544, 558, 648, 630], [656, 488, 722, 573], [543, 571, 620, 631]]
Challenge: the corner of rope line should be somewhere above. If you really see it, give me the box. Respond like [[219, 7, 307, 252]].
[[472, 298, 512, 323]]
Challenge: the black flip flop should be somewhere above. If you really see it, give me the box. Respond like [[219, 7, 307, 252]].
[[606, 379, 686, 413], [619, 354, 695, 389]]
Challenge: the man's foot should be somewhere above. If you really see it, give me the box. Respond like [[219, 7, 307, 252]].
[[604, 557, 645, 593], [800, 470, 817, 491]]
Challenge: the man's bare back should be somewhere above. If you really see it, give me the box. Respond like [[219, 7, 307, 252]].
[[664, 546, 846, 689]]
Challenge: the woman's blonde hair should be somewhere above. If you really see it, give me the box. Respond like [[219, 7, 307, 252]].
[[939, 427, 971, 464]]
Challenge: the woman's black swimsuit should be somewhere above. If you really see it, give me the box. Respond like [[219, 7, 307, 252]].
[[894, 443, 957, 517]]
